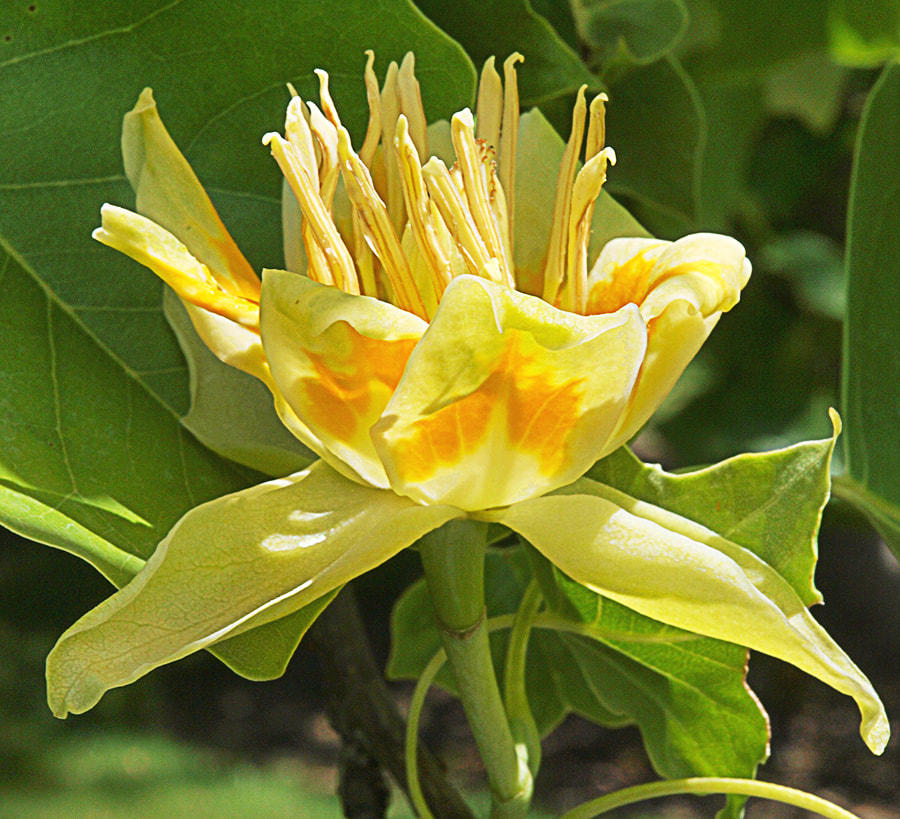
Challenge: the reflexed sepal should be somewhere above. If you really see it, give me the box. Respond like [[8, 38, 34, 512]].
[[47, 460, 459, 717], [486, 479, 889, 754]]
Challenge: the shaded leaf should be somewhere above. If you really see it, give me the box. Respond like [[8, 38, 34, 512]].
[[759, 231, 846, 321], [683, 0, 828, 78], [413, 0, 597, 105], [840, 59, 900, 557], [828, 0, 900, 67], [605, 57, 704, 225], [572, 0, 688, 65]]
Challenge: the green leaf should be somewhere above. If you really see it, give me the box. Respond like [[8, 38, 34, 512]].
[[759, 231, 846, 321], [684, 0, 829, 78], [828, 0, 900, 67], [0, 244, 250, 576], [388, 546, 768, 791], [412, 0, 597, 106], [571, 0, 689, 65], [691, 77, 766, 230], [0, 0, 476, 413], [46, 461, 459, 717], [589, 426, 842, 606], [762, 52, 849, 134], [840, 59, 900, 557], [164, 291, 314, 477], [604, 57, 705, 225]]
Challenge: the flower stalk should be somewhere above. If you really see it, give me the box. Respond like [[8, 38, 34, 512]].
[[418, 521, 533, 817]]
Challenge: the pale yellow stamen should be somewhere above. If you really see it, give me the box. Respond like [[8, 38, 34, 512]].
[[313, 68, 343, 130], [360, 50, 383, 167], [284, 95, 317, 176], [585, 92, 608, 162], [450, 109, 514, 287], [336, 126, 427, 319], [379, 61, 405, 232], [421, 155, 494, 279], [476, 56, 503, 148], [569, 147, 616, 313], [306, 102, 340, 208], [395, 115, 455, 300], [397, 52, 428, 163], [264, 131, 359, 293], [499, 53, 524, 254], [542, 85, 588, 306]]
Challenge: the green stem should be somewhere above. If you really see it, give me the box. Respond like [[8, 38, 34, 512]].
[[502, 581, 542, 776], [558, 777, 862, 819], [419, 521, 532, 818], [405, 649, 447, 819]]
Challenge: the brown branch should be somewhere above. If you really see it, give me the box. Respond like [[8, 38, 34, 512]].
[[308, 585, 474, 819]]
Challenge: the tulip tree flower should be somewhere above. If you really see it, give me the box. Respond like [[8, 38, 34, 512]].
[[49, 52, 887, 810]]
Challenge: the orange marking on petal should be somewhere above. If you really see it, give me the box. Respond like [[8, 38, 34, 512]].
[[585, 251, 653, 315], [299, 323, 417, 443], [396, 332, 585, 483]]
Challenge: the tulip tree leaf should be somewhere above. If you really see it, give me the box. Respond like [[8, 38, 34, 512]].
[[0, 0, 476, 415], [0, 1, 475, 684], [839, 60, 900, 558], [604, 57, 705, 225], [412, 0, 597, 106], [388, 546, 768, 790], [571, 0, 689, 66], [0, 244, 249, 573]]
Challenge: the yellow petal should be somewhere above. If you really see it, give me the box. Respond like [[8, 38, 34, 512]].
[[122, 88, 260, 301], [603, 233, 752, 448], [372, 275, 647, 510], [261, 270, 427, 488], [93, 204, 258, 327]]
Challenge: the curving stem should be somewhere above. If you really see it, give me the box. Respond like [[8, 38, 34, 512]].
[[418, 520, 533, 818]]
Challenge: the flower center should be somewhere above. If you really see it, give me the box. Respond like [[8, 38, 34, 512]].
[[263, 52, 616, 321]]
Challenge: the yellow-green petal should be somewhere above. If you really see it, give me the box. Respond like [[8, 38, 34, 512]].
[[46, 460, 459, 717], [372, 275, 647, 510], [489, 480, 889, 755], [93, 205, 258, 327], [590, 233, 752, 450], [123, 88, 260, 300], [261, 269, 427, 489]]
